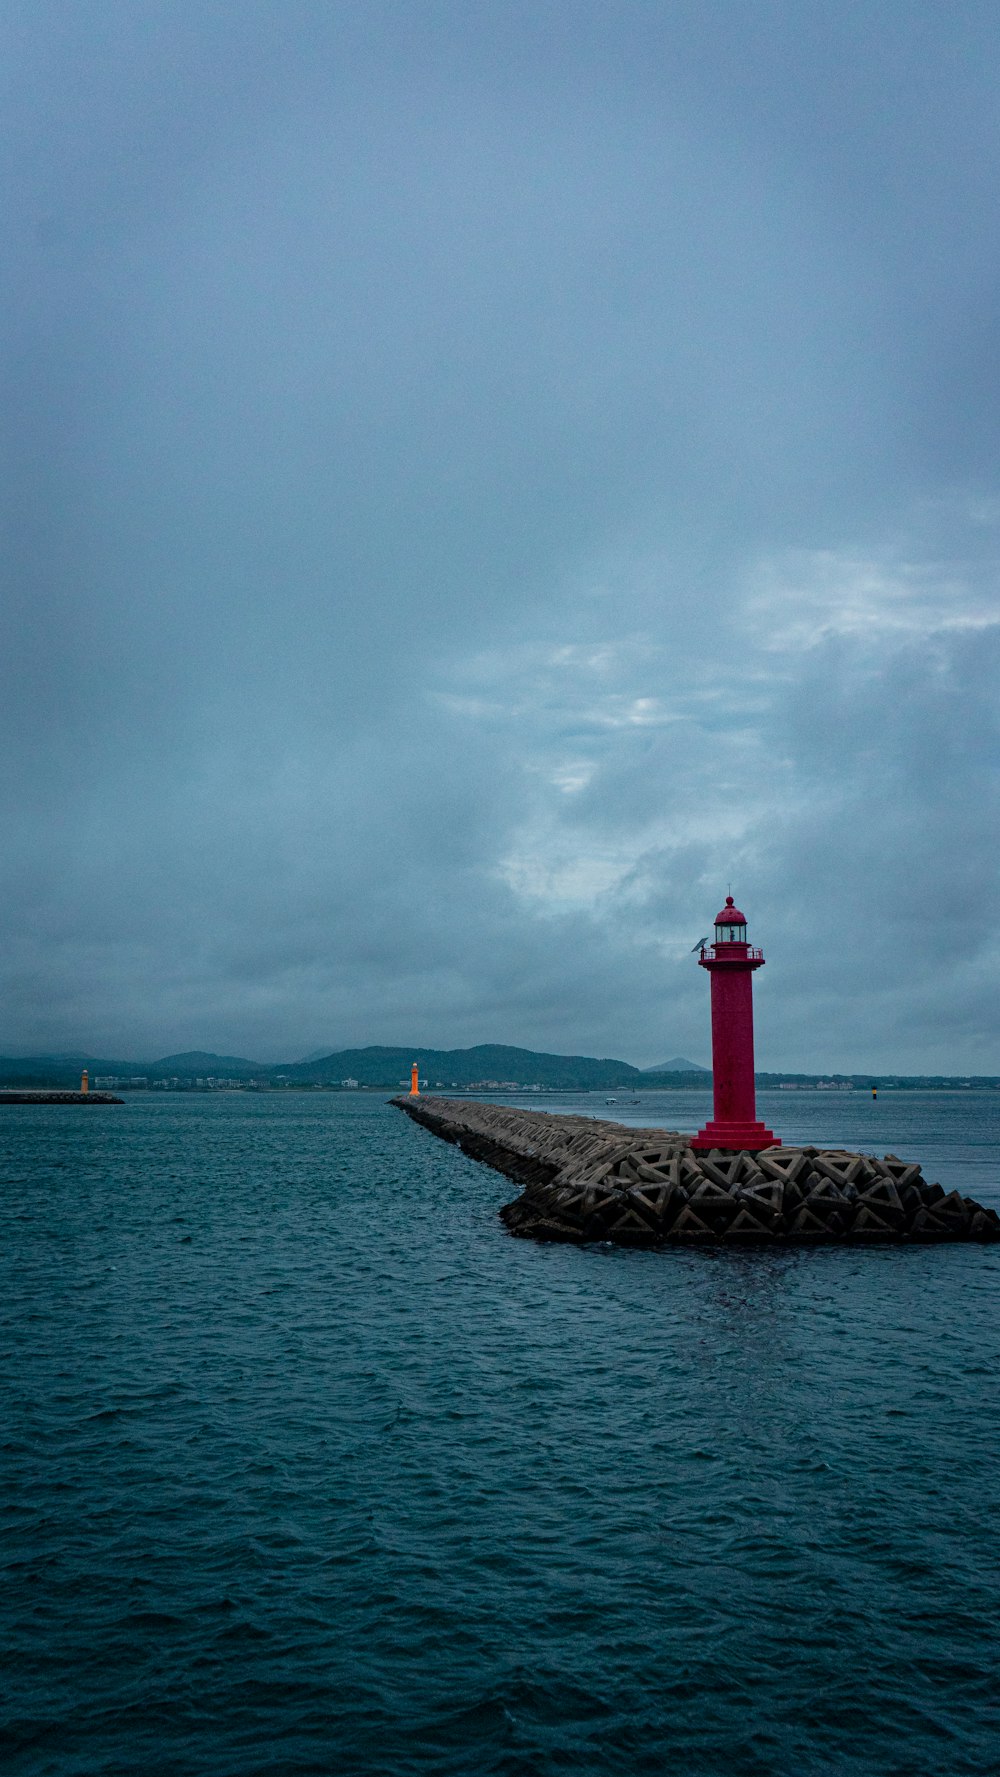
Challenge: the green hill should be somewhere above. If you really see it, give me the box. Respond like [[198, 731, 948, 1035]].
[[282, 1044, 645, 1090], [150, 1051, 262, 1075], [0, 1054, 141, 1087]]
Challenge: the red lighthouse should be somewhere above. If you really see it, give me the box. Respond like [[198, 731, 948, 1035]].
[[691, 895, 779, 1152]]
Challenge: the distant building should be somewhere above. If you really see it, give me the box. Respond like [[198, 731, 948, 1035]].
[[779, 1081, 853, 1091], [341, 1077, 359, 1089]]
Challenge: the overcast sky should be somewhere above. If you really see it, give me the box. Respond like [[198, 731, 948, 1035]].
[[2, 1, 998, 1070]]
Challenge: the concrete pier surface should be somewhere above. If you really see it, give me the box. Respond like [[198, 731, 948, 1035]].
[[394, 1096, 1000, 1244], [0, 1091, 124, 1105]]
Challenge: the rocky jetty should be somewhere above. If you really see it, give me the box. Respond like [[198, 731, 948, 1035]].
[[0, 1091, 124, 1105], [394, 1096, 1000, 1244]]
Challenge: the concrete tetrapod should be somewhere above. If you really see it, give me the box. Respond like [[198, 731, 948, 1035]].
[[393, 1097, 1000, 1245]]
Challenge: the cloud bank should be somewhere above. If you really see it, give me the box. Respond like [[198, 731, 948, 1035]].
[[2, 2, 998, 1069]]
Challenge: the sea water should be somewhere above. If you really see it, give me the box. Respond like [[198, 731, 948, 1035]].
[[1, 1089, 998, 1775]]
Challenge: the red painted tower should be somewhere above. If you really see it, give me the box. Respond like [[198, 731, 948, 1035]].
[[691, 895, 779, 1152]]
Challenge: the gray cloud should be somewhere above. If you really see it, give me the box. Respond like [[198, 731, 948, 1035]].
[[2, 2, 998, 1069]]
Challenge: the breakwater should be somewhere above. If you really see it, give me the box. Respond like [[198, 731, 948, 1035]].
[[0, 1090, 124, 1104], [394, 1095, 1000, 1243]]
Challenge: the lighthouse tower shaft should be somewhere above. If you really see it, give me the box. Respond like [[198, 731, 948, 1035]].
[[691, 896, 779, 1152], [708, 964, 758, 1128]]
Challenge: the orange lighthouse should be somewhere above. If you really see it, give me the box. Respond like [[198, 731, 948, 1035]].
[[409, 1063, 420, 1097], [691, 895, 779, 1152]]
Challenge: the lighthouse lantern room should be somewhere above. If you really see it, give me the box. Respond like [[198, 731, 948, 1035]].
[[715, 905, 747, 945]]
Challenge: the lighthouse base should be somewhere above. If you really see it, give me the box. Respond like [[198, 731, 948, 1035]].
[[691, 1120, 779, 1152]]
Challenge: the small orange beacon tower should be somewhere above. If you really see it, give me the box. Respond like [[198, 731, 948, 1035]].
[[80, 1069, 89, 1095], [409, 1063, 420, 1097]]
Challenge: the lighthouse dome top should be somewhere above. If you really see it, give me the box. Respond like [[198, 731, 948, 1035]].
[[715, 895, 748, 927]]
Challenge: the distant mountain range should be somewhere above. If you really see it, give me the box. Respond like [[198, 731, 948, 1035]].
[[0, 1043, 712, 1091], [276, 1045, 713, 1089], [0, 1046, 995, 1091]]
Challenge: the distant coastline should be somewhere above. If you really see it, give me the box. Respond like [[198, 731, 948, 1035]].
[[0, 1043, 995, 1095]]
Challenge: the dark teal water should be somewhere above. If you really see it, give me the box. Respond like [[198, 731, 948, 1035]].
[[2, 1090, 998, 1776]]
